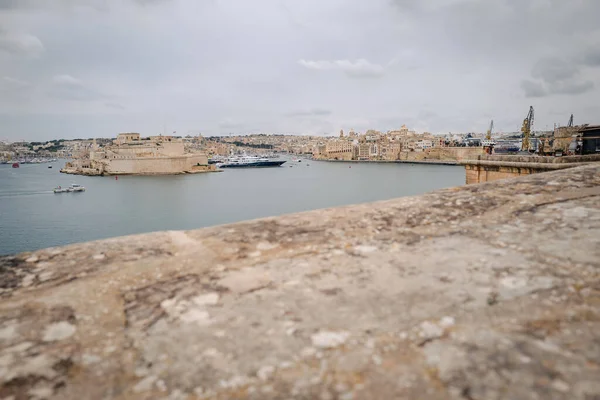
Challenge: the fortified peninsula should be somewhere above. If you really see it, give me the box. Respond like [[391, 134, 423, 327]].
[[61, 133, 215, 176]]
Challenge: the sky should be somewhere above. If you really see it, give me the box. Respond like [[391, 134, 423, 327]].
[[0, 0, 599, 141]]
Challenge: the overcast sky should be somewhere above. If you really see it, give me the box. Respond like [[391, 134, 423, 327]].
[[1, 0, 599, 141]]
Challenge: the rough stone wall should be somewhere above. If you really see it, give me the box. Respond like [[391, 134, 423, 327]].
[[465, 165, 534, 184], [464, 165, 480, 184], [104, 154, 208, 175], [1, 165, 600, 399]]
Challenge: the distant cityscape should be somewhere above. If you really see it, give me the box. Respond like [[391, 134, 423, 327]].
[[1, 121, 596, 166]]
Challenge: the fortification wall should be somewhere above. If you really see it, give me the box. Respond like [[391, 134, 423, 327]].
[[104, 154, 207, 175]]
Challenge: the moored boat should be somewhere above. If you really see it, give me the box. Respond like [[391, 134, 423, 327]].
[[12, 162, 19, 168], [217, 155, 286, 168]]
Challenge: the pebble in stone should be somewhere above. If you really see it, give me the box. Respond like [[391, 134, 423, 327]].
[[28, 385, 53, 399], [439, 316, 455, 328], [22, 274, 35, 288], [42, 322, 76, 342], [354, 245, 377, 254], [311, 331, 350, 349], [38, 270, 54, 282], [179, 309, 211, 325], [257, 365, 275, 381], [193, 387, 204, 396], [0, 325, 17, 341], [257, 241, 279, 251], [156, 380, 167, 391], [551, 380, 570, 392], [218, 269, 272, 293], [192, 293, 220, 306], [133, 375, 157, 393], [418, 321, 444, 340], [300, 347, 317, 358], [81, 354, 101, 366], [320, 391, 333, 400]]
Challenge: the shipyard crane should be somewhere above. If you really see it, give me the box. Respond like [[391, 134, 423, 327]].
[[567, 114, 573, 128], [521, 106, 534, 151], [486, 120, 494, 140]]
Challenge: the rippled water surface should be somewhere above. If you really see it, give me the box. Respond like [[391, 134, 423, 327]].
[[0, 159, 463, 255]]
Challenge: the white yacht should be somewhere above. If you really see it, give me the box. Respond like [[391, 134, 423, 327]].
[[217, 155, 286, 168]]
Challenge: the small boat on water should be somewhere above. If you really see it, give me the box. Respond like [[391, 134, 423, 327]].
[[12, 163, 19, 168], [54, 184, 85, 193], [48, 165, 53, 169]]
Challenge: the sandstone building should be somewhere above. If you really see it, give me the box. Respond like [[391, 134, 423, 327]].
[[62, 133, 210, 175]]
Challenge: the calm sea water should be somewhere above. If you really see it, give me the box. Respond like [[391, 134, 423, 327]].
[[0, 158, 463, 255]]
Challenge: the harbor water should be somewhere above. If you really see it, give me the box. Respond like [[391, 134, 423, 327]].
[[0, 159, 464, 255]]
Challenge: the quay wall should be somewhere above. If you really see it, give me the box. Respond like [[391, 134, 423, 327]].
[[462, 154, 600, 184]]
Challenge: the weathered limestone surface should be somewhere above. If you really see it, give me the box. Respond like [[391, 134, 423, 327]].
[[1, 165, 600, 400]]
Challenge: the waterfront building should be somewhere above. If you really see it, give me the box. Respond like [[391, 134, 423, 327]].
[[325, 139, 353, 160], [62, 133, 209, 175]]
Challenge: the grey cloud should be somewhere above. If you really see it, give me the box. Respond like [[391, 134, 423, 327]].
[[2, 0, 600, 140], [299, 59, 386, 78], [218, 120, 248, 130], [551, 80, 594, 95], [2, 76, 31, 88], [521, 80, 548, 98], [0, 0, 38, 8], [531, 58, 577, 83], [521, 78, 594, 98], [286, 109, 332, 117], [523, 53, 598, 98], [0, 0, 105, 10], [0, 0, 164, 11], [105, 102, 126, 110], [48, 74, 106, 101], [0, 30, 44, 56], [134, 0, 171, 4], [582, 47, 600, 67]]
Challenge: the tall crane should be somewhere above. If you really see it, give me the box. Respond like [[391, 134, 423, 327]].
[[521, 106, 534, 151], [567, 114, 573, 128], [486, 120, 494, 140]]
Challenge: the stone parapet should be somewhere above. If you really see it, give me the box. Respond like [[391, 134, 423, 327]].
[[461, 154, 600, 184], [1, 165, 600, 399]]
